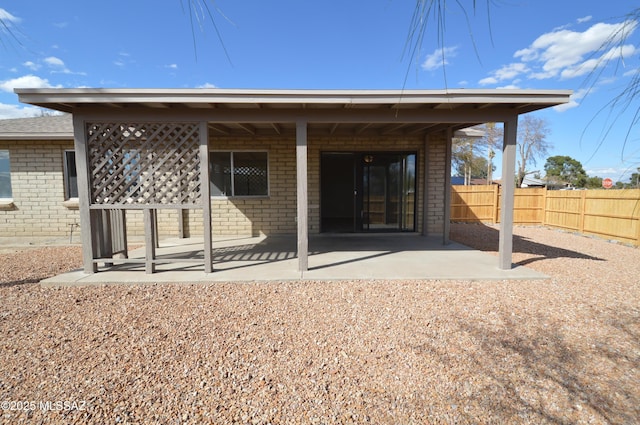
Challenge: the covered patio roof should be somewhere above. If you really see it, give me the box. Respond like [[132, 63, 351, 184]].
[[16, 88, 571, 137]]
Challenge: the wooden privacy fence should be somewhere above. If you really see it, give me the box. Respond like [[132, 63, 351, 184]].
[[451, 185, 640, 246]]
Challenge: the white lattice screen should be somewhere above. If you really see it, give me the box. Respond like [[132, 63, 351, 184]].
[[87, 122, 202, 206]]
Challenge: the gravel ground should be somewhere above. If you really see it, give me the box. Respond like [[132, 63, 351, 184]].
[[0, 224, 638, 424]]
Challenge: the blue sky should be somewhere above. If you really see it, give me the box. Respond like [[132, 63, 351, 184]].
[[0, 0, 638, 182]]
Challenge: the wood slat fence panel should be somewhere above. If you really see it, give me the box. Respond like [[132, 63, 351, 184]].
[[451, 186, 640, 246]]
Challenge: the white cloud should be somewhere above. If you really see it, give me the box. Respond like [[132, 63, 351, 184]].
[[514, 19, 639, 80], [165, 64, 178, 69], [114, 52, 133, 68], [553, 88, 588, 112], [496, 84, 521, 90], [478, 63, 528, 85], [577, 16, 592, 24], [197, 83, 217, 88], [23, 61, 40, 71], [0, 75, 61, 92], [561, 44, 637, 79], [421, 46, 458, 71], [42, 56, 86, 75], [44, 56, 66, 68], [0, 103, 43, 120], [0, 8, 21, 23], [478, 76, 498, 85]]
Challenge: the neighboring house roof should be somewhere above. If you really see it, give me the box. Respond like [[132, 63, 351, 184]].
[[521, 176, 546, 187], [453, 127, 485, 138], [0, 114, 72, 140]]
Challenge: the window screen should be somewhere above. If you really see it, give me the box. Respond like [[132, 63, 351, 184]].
[[210, 151, 268, 197]]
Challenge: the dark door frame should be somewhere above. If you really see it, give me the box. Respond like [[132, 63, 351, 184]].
[[321, 151, 417, 233]]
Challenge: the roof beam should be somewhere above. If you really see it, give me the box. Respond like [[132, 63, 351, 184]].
[[236, 123, 256, 135], [70, 106, 533, 124], [270, 123, 282, 135]]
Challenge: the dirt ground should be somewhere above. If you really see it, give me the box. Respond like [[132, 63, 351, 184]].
[[0, 223, 638, 424]]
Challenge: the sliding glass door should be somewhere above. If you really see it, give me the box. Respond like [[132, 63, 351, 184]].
[[321, 152, 416, 232]]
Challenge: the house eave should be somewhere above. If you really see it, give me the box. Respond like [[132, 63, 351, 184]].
[[15, 88, 573, 115]]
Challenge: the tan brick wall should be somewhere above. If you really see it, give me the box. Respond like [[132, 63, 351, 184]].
[[425, 132, 448, 236], [0, 141, 81, 238], [1, 132, 449, 239], [205, 137, 297, 236]]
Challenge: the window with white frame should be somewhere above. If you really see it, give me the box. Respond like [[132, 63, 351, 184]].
[[210, 151, 268, 197], [64, 150, 78, 199], [0, 150, 11, 199]]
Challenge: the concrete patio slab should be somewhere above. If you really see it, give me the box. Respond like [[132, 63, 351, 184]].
[[41, 234, 547, 286]]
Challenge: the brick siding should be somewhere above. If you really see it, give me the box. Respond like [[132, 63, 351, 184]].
[[0, 132, 449, 239]]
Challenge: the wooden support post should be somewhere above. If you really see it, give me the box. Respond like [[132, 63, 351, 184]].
[[499, 115, 518, 270], [179, 209, 186, 239], [422, 135, 430, 236], [579, 190, 587, 234], [296, 120, 309, 272], [144, 209, 156, 274], [443, 128, 453, 245], [101, 210, 113, 267], [200, 121, 213, 273], [72, 115, 98, 273], [153, 209, 159, 249], [492, 184, 500, 224], [636, 213, 640, 247], [541, 187, 548, 226]]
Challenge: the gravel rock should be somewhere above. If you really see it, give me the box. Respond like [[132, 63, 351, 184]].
[[1, 224, 638, 424]]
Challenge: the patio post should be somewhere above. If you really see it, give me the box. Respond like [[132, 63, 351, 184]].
[[72, 115, 97, 273], [200, 121, 213, 273], [422, 134, 429, 237], [443, 128, 453, 244], [499, 114, 518, 269], [296, 120, 309, 272]]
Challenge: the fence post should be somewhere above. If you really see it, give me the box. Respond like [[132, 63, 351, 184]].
[[541, 188, 547, 225], [493, 185, 500, 224], [579, 190, 587, 234], [636, 203, 640, 246]]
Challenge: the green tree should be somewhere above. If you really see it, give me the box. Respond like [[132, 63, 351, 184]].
[[629, 167, 640, 188], [544, 155, 588, 188], [452, 137, 480, 184], [516, 115, 551, 188], [483, 122, 503, 184], [585, 176, 603, 189], [452, 145, 492, 182]]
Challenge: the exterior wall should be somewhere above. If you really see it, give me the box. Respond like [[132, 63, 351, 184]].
[[0, 131, 449, 239], [425, 132, 448, 236], [202, 131, 449, 237], [0, 140, 184, 239], [206, 136, 297, 236], [0, 140, 80, 238]]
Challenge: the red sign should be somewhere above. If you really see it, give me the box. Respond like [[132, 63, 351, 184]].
[[602, 178, 613, 189]]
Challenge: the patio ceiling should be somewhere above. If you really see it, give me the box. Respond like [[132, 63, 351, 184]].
[[15, 88, 572, 138]]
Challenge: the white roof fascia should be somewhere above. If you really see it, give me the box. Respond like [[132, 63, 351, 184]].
[[15, 88, 573, 108]]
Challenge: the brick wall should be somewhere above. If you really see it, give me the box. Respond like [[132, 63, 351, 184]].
[[1, 132, 449, 239], [425, 132, 448, 236], [0, 141, 80, 238]]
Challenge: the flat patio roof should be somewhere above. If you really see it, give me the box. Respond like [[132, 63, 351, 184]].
[[15, 88, 572, 137]]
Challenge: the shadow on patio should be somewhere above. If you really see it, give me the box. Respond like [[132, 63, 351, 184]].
[[41, 233, 547, 285]]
